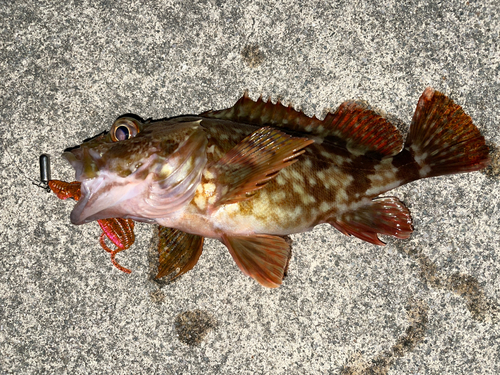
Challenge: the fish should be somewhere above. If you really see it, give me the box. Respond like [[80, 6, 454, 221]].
[[51, 88, 489, 288]]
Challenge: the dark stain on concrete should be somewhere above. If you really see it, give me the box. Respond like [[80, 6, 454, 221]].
[[149, 289, 165, 304], [241, 44, 265, 68], [482, 143, 500, 178], [447, 273, 499, 322], [174, 310, 217, 346], [395, 243, 499, 323], [341, 299, 428, 375], [392, 299, 428, 356]]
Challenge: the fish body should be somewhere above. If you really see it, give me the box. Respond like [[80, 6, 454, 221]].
[[58, 88, 489, 287], [159, 117, 403, 238]]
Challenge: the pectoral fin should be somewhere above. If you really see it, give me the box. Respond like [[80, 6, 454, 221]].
[[156, 226, 204, 280], [211, 127, 313, 206], [222, 234, 292, 288], [329, 197, 413, 245]]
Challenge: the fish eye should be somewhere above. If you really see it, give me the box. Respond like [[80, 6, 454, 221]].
[[115, 125, 131, 140], [110, 118, 140, 142]]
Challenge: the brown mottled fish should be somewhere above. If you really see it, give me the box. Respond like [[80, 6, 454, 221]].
[[49, 88, 489, 287]]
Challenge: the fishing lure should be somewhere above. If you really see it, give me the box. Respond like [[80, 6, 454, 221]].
[[41, 159, 135, 273]]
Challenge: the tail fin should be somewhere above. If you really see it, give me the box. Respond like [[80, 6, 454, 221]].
[[405, 88, 489, 178]]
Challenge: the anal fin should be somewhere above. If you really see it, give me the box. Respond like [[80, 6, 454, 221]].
[[222, 234, 292, 288], [329, 197, 413, 245], [156, 226, 204, 281]]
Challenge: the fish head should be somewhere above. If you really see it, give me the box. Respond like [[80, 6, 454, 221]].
[[63, 116, 208, 225]]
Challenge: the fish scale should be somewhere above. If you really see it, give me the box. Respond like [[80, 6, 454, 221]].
[[48, 88, 489, 288]]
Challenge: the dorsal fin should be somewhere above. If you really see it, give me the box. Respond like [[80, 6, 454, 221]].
[[201, 93, 404, 157]]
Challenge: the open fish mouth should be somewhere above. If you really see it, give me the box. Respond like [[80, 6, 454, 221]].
[[62, 147, 151, 225], [68, 174, 152, 225], [61, 146, 124, 225], [68, 179, 92, 224]]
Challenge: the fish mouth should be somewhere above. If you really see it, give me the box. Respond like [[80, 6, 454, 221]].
[[68, 174, 152, 225], [62, 146, 114, 225], [69, 178, 93, 224], [62, 147, 149, 225]]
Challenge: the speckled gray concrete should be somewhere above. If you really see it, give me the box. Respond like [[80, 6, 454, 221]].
[[1, 1, 499, 374]]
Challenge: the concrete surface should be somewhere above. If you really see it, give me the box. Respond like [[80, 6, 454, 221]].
[[1, 0, 499, 374]]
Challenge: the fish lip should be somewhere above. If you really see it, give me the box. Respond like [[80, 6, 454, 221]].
[[62, 147, 102, 224], [69, 182, 91, 225], [69, 175, 118, 225]]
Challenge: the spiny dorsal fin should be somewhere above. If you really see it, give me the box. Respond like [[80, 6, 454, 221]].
[[201, 92, 404, 157]]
